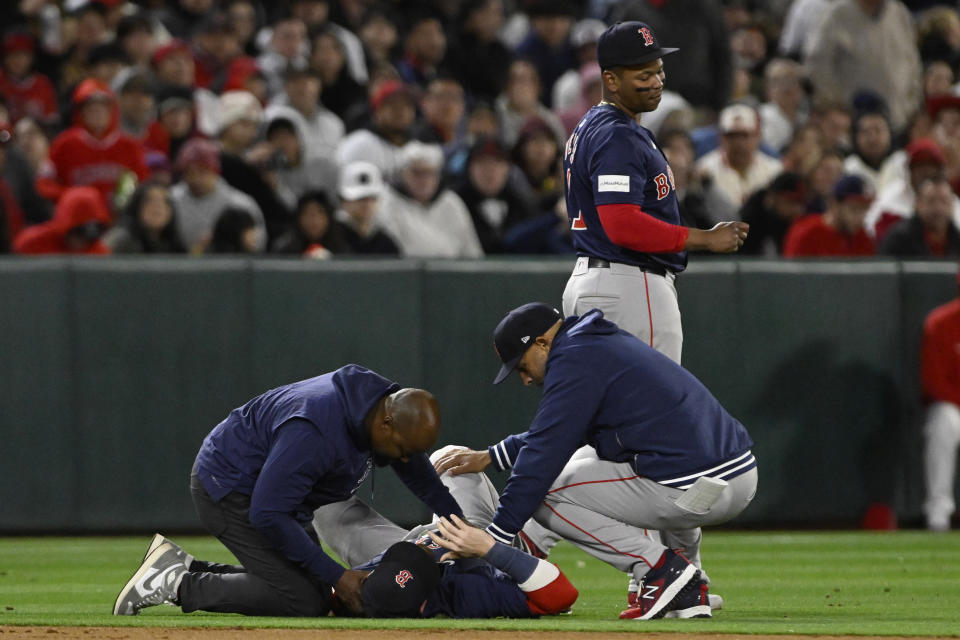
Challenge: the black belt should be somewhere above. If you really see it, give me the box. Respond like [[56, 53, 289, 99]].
[[586, 257, 668, 277]]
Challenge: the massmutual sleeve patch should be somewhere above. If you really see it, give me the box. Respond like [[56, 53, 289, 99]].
[[598, 175, 630, 192]]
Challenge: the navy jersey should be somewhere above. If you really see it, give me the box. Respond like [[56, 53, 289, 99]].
[[563, 104, 688, 273], [487, 310, 754, 539]]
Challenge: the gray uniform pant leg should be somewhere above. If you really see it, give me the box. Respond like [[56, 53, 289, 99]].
[[562, 256, 683, 364], [313, 496, 408, 568], [923, 402, 960, 529], [532, 450, 757, 583], [179, 470, 332, 616]]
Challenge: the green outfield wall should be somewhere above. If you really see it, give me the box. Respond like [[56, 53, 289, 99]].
[[0, 257, 955, 532]]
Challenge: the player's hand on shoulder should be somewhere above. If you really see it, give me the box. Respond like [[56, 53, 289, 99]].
[[432, 447, 491, 476]]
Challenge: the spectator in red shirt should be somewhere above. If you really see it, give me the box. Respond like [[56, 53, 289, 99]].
[[0, 31, 59, 128], [783, 174, 876, 257], [13, 185, 112, 255], [921, 268, 960, 531], [35, 78, 149, 214]]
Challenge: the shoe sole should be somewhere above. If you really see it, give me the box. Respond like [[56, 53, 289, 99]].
[[113, 545, 168, 615], [636, 564, 699, 620], [664, 604, 712, 618]]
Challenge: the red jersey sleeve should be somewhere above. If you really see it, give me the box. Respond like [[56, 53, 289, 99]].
[[596, 203, 689, 253]]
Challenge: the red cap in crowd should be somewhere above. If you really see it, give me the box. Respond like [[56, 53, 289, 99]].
[[906, 138, 945, 167], [151, 39, 192, 67], [925, 94, 960, 121], [2, 32, 35, 55], [370, 80, 415, 111], [175, 137, 221, 174]]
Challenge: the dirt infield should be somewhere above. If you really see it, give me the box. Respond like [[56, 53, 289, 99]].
[[0, 629, 945, 640]]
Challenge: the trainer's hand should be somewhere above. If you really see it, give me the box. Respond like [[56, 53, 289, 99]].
[[432, 447, 491, 476], [686, 221, 749, 253], [429, 515, 496, 561], [334, 569, 369, 615]]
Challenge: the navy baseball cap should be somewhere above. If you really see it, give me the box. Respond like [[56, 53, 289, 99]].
[[596, 21, 678, 70], [492, 302, 563, 384], [832, 174, 874, 203], [361, 542, 441, 618]]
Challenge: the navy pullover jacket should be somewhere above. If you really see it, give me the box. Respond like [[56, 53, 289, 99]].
[[485, 311, 755, 544], [195, 364, 462, 586]]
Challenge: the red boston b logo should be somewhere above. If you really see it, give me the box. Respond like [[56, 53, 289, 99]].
[[638, 27, 654, 46], [395, 570, 414, 588]]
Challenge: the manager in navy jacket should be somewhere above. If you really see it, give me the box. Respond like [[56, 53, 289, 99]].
[[435, 304, 758, 620], [137, 365, 461, 617]]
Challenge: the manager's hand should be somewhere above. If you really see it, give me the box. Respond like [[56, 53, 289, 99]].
[[429, 515, 496, 561], [432, 447, 491, 476]]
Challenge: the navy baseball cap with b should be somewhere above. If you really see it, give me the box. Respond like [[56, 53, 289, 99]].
[[361, 542, 441, 618], [596, 21, 679, 70], [492, 302, 563, 384]]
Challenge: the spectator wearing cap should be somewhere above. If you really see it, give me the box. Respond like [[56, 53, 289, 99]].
[[455, 136, 538, 253], [445, 0, 512, 103], [115, 13, 159, 69], [783, 174, 876, 257], [738, 171, 809, 255], [879, 176, 960, 257], [334, 161, 399, 255], [396, 11, 449, 90], [170, 137, 265, 253], [843, 109, 896, 193], [552, 18, 606, 111], [0, 31, 59, 128], [269, 67, 344, 161], [697, 103, 783, 223], [13, 186, 112, 255], [215, 90, 292, 241], [513, 1, 577, 109], [309, 27, 368, 126], [378, 141, 484, 258], [113, 68, 155, 141], [611, 0, 733, 115], [758, 58, 809, 154], [145, 85, 198, 164], [804, 0, 921, 136], [0, 125, 27, 252], [35, 78, 148, 212], [336, 80, 417, 180], [261, 107, 339, 213], [865, 138, 960, 242], [495, 59, 567, 148], [270, 189, 348, 257], [152, 39, 196, 89], [257, 15, 309, 99]]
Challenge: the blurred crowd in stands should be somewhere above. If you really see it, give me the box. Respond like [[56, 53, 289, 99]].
[[2, 0, 960, 259]]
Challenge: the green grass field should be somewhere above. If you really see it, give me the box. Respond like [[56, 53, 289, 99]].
[[0, 531, 957, 635]]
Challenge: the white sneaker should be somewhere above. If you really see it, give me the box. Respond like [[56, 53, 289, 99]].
[[113, 542, 188, 615]]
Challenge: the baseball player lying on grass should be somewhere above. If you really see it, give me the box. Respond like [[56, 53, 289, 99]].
[[311, 444, 577, 618]]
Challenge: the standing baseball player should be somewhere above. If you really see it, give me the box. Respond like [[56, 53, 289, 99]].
[[113, 364, 462, 618], [562, 21, 749, 363], [435, 303, 758, 620]]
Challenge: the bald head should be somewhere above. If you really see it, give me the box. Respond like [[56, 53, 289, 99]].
[[369, 387, 441, 464]]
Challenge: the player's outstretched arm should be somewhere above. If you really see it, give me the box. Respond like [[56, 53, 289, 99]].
[[686, 221, 750, 253]]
